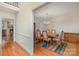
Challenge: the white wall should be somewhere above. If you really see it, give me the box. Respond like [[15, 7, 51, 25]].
[[15, 2, 45, 55], [0, 10, 15, 20], [34, 2, 79, 34], [34, 17, 46, 31]]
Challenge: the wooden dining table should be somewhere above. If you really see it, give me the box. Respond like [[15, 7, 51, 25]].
[[48, 34, 59, 44]]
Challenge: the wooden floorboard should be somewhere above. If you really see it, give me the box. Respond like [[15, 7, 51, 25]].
[[1, 41, 79, 56], [34, 45, 59, 56], [1, 41, 58, 56], [2, 42, 30, 56], [63, 42, 79, 56]]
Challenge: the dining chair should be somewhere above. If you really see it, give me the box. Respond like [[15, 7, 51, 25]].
[[59, 30, 64, 43], [46, 29, 50, 36], [51, 29, 58, 43], [53, 30, 64, 45], [42, 31, 51, 46], [35, 29, 41, 42], [51, 29, 56, 37], [42, 31, 48, 42]]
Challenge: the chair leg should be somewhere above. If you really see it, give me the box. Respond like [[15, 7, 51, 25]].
[[46, 41, 50, 47]]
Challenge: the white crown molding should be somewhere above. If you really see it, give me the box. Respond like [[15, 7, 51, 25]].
[[0, 2, 20, 13]]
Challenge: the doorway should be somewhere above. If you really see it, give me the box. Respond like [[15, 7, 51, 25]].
[[2, 19, 14, 47]]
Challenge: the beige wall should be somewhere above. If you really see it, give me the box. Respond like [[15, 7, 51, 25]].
[[34, 2, 79, 34], [15, 2, 45, 55], [47, 14, 79, 34], [0, 11, 15, 20]]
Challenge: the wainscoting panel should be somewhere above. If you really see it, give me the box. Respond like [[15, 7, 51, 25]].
[[15, 33, 33, 55], [64, 32, 79, 44]]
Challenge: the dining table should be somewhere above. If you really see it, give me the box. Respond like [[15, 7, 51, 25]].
[[48, 34, 59, 44]]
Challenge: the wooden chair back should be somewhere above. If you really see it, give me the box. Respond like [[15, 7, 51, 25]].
[[51, 29, 56, 37], [42, 31, 49, 42], [46, 29, 50, 36], [59, 30, 64, 41], [35, 29, 41, 40]]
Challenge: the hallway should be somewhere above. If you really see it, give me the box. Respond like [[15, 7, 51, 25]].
[[2, 42, 30, 56]]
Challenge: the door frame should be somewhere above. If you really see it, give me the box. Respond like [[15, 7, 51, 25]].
[[1, 18, 15, 44]]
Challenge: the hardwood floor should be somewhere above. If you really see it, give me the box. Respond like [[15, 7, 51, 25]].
[[34, 45, 59, 56], [63, 42, 79, 56], [64, 32, 79, 56], [0, 41, 59, 56], [1, 41, 79, 56], [2, 42, 30, 56]]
